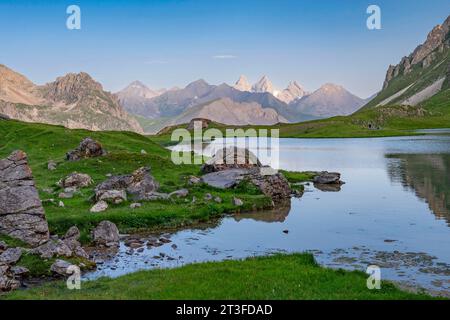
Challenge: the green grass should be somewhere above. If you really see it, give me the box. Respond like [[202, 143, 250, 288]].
[[280, 170, 316, 183], [0, 119, 273, 241], [2, 254, 435, 300]]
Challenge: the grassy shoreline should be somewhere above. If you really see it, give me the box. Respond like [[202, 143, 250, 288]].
[[1, 254, 436, 300]]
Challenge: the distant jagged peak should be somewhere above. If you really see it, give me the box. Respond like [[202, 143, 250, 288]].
[[118, 80, 159, 99], [234, 75, 251, 92], [252, 75, 274, 94]]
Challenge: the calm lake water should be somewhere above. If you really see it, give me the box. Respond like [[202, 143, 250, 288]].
[[85, 133, 450, 295]]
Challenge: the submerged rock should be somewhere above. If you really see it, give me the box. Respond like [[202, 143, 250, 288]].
[[66, 138, 107, 161], [0, 150, 50, 247]]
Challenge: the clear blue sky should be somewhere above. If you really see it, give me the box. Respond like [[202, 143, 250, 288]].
[[0, 0, 449, 98]]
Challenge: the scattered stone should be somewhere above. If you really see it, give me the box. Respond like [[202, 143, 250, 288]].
[[58, 172, 93, 189], [66, 138, 107, 161], [191, 196, 196, 203], [0, 248, 22, 265], [232, 197, 244, 206], [188, 176, 201, 185], [97, 189, 127, 204], [31, 239, 72, 259], [58, 201, 65, 207], [169, 189, 189, 198], [159, 238, 171, 244], [130, 203, 141, 209], [204, 193, 213, 201], [140, 149, 147, 155], [0, 241, 7, 252], [50, 259, 72, 276], [47, 160, 57, 171], [201, 147, 261, 173], [0, 274, 20, 292], [58, 192, 73, 199], [141, 192, 169, 201], [214, 196, 223, 203], [0, 150, 50, 247], [90, 201, 108, 213], [92, 221, 120, 247]]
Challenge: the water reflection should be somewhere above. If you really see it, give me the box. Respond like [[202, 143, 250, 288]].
[[233, 199, 291, 223], [387, 154, 450, 225]]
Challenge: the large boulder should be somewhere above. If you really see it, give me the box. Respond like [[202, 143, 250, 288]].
[[0, 248, 22, 265], [92, 221, 120, 247], [30, 239, 72, 259], [201, 169, 249, 189], [95, 167, 159, 201], [201, 147, 262, 173], [66, 138, 107, 161], [0, 150, 50, 247], [313, 172, 343, 184]]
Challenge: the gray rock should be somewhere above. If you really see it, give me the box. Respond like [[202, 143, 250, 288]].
[[62, 226, 88, 259], [313, 172, 343, 184], [188, 176, 201, 185], [97, 189, 127, 204], [30, 239, 72, 259], [130, 203, 141, 209], [58, 192, 73, 199], [201, 147, 261, 173], [58, 201, 65, 207], [169, 189, 189, 198], [57, 172, 93, 189], [0, 274, 20, 292], [201, 169, 249, 189], [47, 160, 57, 171], [214, 196, 223, 203], [66, 138, 107, 161], [233, 197, 244, 206], [0, 241, 7, 252], [140, 149, 147, 154], [90, 201, 108, 213], [140, 192, 169, 201], [0, 248, 22, 265], [95, 167, 159, 201], [92, 221, 120, 247], [10, 266, 29, 276], [204, 193, 213, 201], [0, 150, 50, 247], [50, 259, 72, 276]]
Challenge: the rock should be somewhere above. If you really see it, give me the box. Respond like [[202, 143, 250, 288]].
[[92, 221, 120, 247], [50, 259, 72, 276], [201, 147, 261, 173], [0, 274, 20, 292], [63, 226, 80, 241], [232, 197, 244, 206], [0, 248, 22, 265], [140, 149, 147, 154], [90, 200, 108, 213], [0, 150, 50, 247], [169, 189, 189, 198], [201, 169, 249, 189], [214, 196, 223, 203], [47, 160, 57, 171], [97, 189, 127, 204], [30, 239, 72, 259], [204, 193, 213, 201], [249, 169, 291, 201], [10, 266, 29, 276], [139, 192, 169, 201], [130, 203, 141, 209], [66, 138, 107, 161], [57, 172, 93, 189], [95, 167, 159, 201], [0, 241, 7, 252], [58, 201, 65, 207], [313, 172, 343, 184], [187, 118, 210, 130], [58, 192, 73, 199], [188, 176, 201, 185]]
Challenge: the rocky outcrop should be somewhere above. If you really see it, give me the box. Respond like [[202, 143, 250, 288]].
[[252, 75, 274, 94], [92, 221, 120, 247], [66, 138, 107, 161], [187, 118, 210, 130], [201, 147, 262, 173], [383, 15, 450, 89], [95, 167, 159, 201], [0, 150, 50, 247]]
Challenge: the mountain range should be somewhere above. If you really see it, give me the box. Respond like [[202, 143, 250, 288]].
[[0, 65, 143, 133], [116, 75, 367, 132]]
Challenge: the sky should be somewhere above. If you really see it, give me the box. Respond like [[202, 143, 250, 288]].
[[0, 0, 449, 98]]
